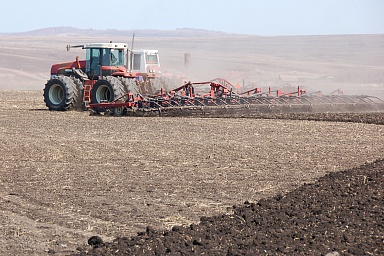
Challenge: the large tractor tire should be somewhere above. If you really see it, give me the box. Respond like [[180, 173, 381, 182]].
[[119, 77, 140, 95], [72, 77, 85, 109], [91, 76, 125, 112], [43, 76, 79, 111]]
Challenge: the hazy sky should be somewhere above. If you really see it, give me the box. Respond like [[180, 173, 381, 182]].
[[0, 0, 383, 35]]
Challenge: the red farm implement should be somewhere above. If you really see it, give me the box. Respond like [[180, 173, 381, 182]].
[[87, 80, 384, 117]]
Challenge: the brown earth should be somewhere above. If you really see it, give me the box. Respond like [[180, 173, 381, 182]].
[[0, 91, 383, 255], [73, 159, 384, 256]]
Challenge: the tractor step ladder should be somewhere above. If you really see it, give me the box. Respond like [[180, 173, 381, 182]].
[[83, 84, 92, 107]]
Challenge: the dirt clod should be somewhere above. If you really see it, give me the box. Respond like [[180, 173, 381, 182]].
[[87, 236, 103, 248]]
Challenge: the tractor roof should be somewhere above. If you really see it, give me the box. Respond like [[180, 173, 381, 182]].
[[67, 43, 128, 51], [82, 43, 128, 49], [132, 49, 158, 54]]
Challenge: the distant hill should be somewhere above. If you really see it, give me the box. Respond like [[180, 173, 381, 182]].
[[1, 26, 239, 37]]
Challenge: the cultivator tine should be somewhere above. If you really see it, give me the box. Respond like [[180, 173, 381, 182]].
[[170, 99, 182, 106], [230, 97, 243, 105], [320, 97, 333, 104], [339, 96, 351, 104], [216, 98, 228, 105], [194, 98, 206, 106], [360, 97, 372, 104], [370, 96, 384, 103], [299, 97, 314, 104]]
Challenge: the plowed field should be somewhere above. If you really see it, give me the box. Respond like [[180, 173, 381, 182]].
[[0, 91, 383, 255]]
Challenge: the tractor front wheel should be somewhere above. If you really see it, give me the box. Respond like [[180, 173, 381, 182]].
[[90, 76, 124, 113]]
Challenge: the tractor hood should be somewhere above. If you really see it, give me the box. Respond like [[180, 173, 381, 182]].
[[51, 60, 86, 76]]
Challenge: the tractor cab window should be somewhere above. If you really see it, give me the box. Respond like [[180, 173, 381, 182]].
[[133, 53, 142, 70], [101, 49, 124, 66], [145, 53, 158, 64], [86, 48, 101, 76], [101, 49, 111, 66], [110, 49, 124, 66]]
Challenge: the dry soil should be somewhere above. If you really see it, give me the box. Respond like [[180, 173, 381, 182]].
[[0, 91, 383, 255]]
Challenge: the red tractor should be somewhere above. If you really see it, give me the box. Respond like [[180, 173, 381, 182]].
[[43, 42, 161, 111]]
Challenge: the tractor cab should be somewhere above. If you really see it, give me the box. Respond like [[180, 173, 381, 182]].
[[82, 43, 128, 78], [131, 49, 161, 75]]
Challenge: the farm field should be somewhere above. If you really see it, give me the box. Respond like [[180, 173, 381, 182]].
[[76, 159, 384, 256], [0, 32, 383, 255], [0, 91, 383, 255]]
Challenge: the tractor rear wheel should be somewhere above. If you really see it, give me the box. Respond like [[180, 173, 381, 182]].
[[43, 76, 78, 111], [72, 77, 85, 109], [91, 76, 124, 112], [119, 77, 140, 95]]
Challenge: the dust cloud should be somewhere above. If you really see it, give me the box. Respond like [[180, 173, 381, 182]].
[[0, 35, 383, 99]]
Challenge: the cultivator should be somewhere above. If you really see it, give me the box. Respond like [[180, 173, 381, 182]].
[[87, 80, 384, 117]]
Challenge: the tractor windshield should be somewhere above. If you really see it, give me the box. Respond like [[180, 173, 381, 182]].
[[145, 53, 159, 64]]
